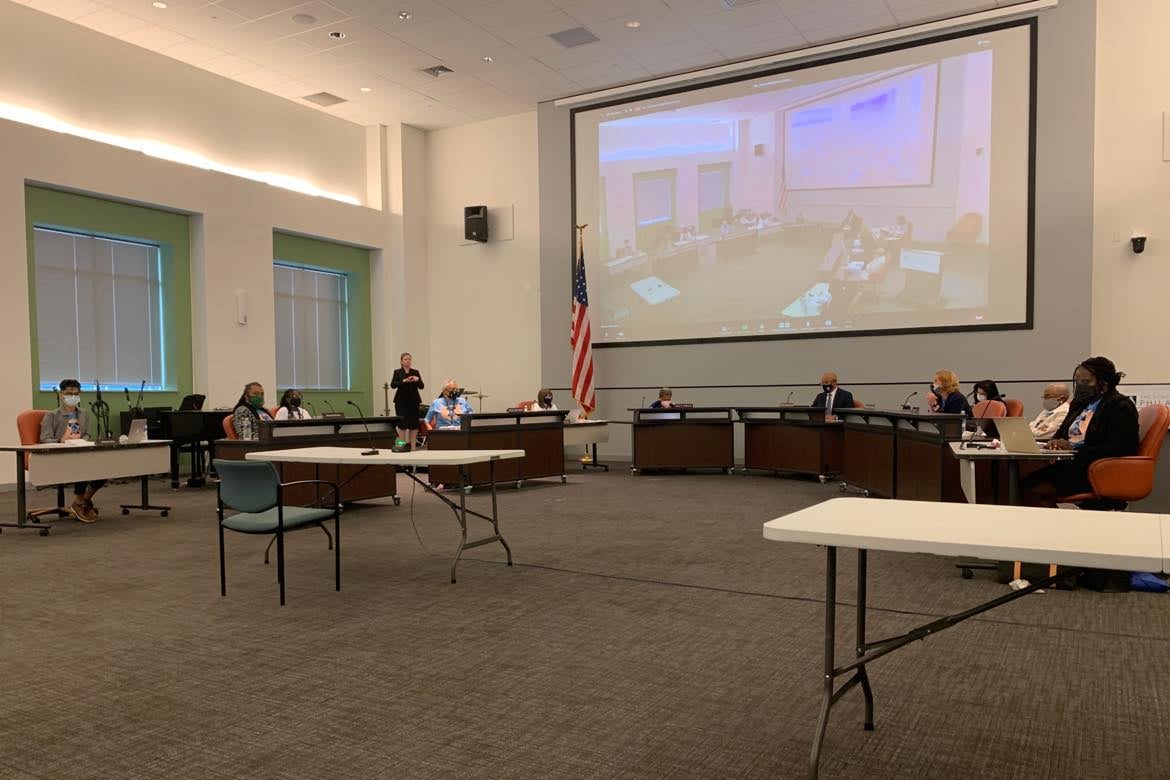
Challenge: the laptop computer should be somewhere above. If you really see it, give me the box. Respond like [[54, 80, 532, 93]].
[[126, 417, 149, 444], [991, 416, 1043, 454]]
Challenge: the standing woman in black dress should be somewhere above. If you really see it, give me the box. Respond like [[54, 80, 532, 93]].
[[391, 352, 424, 449]]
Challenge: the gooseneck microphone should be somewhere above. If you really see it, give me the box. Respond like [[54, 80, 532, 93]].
[[784, 391, 795, 405], [305, 401, 318, 416], [901, 391, 917, 410], [346, 400, 379, 455], [322, 400, 338, 414], [91, 378, 112, 442], [641, 396, 646, 408]]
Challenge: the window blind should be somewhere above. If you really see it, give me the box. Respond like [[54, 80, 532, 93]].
[[274, 263, 349, 390]]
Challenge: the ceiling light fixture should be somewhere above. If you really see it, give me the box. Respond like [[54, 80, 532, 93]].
[[398, 10, 412, 21], [625, 20, 640, 28], [152, 1, 167, 7], [359, 86, 372, 92], [291, 13, 317, 24], [328, 30, 346, 39], [482, 55, 493, 62]]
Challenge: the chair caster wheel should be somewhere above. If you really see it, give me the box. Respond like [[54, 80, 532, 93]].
[[561, 475, 567, 483], [862, 490, 870, 497], [818, 475, 828, 484], [464, 486, 473, 496], [39, 528, 49, 536], [393, 496, 401, 506], [161, 510, 169, 518], [515, 481, 522, 489], [122, 508, 130, 515], [839, 483, 848, 493], [961, 568, 973, 579]]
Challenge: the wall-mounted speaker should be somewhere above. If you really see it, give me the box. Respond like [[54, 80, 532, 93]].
[[464, 205, 488, 242]]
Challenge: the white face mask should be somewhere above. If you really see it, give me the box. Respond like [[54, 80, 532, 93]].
[[63, 394, 81, 407], [975, 392, 987, 403], [1042, 397, 1062, 412]]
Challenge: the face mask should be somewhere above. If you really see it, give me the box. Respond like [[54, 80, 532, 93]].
[[249, 394, 265, 408], [543, 396, 553, 405], [1073, 382, 1096, 403], [975, 392, 987, 403], [289, 397, 302, 408], [930, 383, 940, 394], [63, 394, 81, 407], [821, 384, 833, 393], [1042, 397, 1062, 412]]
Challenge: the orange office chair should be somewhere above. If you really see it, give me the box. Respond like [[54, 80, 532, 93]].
[[222, 414, 239, 441], [1003, 398, 1024, 417], [1058, 403, 1170, 510], [16, 409, 70, 524], [514, 400, 536, 412], [972, 399, 1007, 418], [946, 212, 983, 243], [853, 400, 865, 408]]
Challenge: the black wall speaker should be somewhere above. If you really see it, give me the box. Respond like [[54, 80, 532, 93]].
[[464, 205, 488, 242]]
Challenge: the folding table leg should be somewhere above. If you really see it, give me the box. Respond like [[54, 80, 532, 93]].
[[810, 546, 837, 780]]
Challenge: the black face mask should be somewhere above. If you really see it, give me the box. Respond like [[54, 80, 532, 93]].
[[542, 396, 553, 405], [289, 397, 302, 408], [1073, 382, 1097, 403], [821, 384, 833, 394]]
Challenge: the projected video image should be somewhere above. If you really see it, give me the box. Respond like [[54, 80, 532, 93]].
[[577, 25, 1031, 345]]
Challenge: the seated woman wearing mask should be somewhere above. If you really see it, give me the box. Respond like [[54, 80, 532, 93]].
[[1020, 356, 1139, 507], [275, 388, 311, 420], [534, 388, 557, 411], [925, 370, 971, 415], [231, 381, 273, 440]]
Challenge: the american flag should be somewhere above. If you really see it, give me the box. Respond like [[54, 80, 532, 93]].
[[570, 232, 596, 413], [777, 161, 789, 217]]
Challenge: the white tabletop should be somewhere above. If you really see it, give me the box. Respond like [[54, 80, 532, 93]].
[[0, 440, 170, 453], [245, 446, 524, 466], [763, 498, 1167, 573], [948, 442, 1075, 461]]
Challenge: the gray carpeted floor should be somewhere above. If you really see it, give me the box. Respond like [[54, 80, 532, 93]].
[[1, 466, 1168, 779]]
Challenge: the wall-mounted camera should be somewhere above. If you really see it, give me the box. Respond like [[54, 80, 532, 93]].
[[1131, 234, 1147, 254]]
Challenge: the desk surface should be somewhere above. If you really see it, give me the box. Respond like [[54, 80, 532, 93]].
[[0, 440, 171, 453], [245, 446, 524, 466], [948, 442, 1075, 461], [763, 497, 1167, 573]]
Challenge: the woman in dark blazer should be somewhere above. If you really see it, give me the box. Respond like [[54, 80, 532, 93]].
[[927, 369, 971, 415], [391, 352, 425, 448], [1021, 356, 1139, 506]]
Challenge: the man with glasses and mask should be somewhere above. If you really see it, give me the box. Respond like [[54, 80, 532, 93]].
[[1028, 382, 1071, 439], [38, 378, 105, 523], [425, 379, 474, 430], [1020, 357, 1138, 508]]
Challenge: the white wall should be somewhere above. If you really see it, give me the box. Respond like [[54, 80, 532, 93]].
[[422, 112, 542, 410], [1091, 0, 1170, 382], [0, 2, 367, 205]]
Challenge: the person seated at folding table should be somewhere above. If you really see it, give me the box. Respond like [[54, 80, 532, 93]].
[[1029, 383, 1071, 439], [1020, 357, 1138, 508], [425, 380, 473, 430], [925, 369, 971, 415], [274, 388, 312, 420], [38, 378, 105, 523], [811, 372, 854, 417], [231, 381, 273, 440], [649, 388, 674, 409]]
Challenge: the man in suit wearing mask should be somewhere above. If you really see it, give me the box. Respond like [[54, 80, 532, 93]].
[[811, 372, 855, 416]]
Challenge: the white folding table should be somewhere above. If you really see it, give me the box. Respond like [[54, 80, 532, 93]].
[[0, 441, 172, 535], [763, 497, 1168, 779], [245, 446, 524, 583]]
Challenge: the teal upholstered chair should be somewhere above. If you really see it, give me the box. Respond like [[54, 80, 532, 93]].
[[214, 459, 341, 606]]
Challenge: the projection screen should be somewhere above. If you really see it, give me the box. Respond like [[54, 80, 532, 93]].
[[572, 21, 1035, 347]]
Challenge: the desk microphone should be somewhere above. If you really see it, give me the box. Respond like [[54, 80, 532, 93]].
[[641, 396, 646, 408], [783, 391, 794, 405], [346, 400, 379, 455], [322, 399, 338, 414], [305, 401, 318, 416], [900, 391, 917, 410]]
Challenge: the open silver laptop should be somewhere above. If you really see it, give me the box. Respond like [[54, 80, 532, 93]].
[[126, 417, 148, 444], [991, 416, 1043, 454]]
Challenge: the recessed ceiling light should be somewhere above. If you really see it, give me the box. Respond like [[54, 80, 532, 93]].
[[625, 20, 640, 28], [328, 30, 346, 39], [359, 86, 372, 92], [291, 13, 317, 24], [482, 55, 493, 63], [398, 10, 413, 21], [152, 1, 167, 7]]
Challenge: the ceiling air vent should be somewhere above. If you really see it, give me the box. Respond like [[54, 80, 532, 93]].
[[419, 64, 455, 78], [303, 92, 346, 107], [550, 27, 599, 48]]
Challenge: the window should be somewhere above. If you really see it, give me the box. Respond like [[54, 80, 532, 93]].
[[33, 227, 168, 391], [274, 263, 350, 390]]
